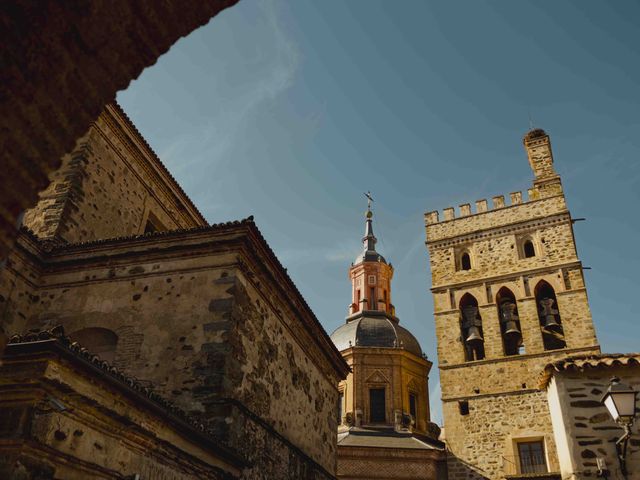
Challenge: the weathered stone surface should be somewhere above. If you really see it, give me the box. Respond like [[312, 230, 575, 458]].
[[22, 104, 207, 243], [545, 359, 640, 479], [0, 104, 349, 479], [0, 0, 239, 259], [425, 130, 600, 479], [0, 224, 347, 478], [0, 337, 244, 479]]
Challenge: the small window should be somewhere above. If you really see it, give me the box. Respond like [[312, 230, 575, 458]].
[[524, 240, 536, 258], [338, 391, 344, 424], [458, 400, 469, 416], [517, 440, 548, 474], [461, 252, 471, 270], [409, 393, 417, 419], [368, 275, 376, 285], [369, 388, 386, 423]]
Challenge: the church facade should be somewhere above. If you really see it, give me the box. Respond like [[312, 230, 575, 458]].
[[331, 204, 446, 479], [0, 104, 349, 479]]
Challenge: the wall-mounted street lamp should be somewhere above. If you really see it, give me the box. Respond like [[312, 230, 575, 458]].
[[601, 377, 637, 478]]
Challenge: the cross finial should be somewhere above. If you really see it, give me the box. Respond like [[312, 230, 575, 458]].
[[364, 191, 374, 211]]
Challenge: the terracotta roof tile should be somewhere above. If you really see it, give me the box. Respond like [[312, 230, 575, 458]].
[[540, 353, 640, 389]]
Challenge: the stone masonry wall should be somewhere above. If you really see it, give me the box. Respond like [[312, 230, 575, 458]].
[[425, 132, 600, 480], [0, 0, 238, 258], [0, 235, 43, 337], [23, 104, 206, 243], [0, 228, 342, 478], [547, 365, 640, 480], [0, 352, 240, 480], [443, 390, 559, 479], [434, 277, 598, 368]]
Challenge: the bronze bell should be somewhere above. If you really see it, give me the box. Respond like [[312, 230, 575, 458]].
[[504, 320, 521, 337], [499, 300, 522, 342], [503, 320, 523, 346], [539, 297, 561, 332], [465, 325, 484, 346]]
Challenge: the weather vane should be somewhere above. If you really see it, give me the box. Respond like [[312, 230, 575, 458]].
[[364, 191, 374, 210]]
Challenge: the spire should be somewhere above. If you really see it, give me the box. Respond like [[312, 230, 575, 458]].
[[354, 192, 386, 265], [363, 191, 377, 252]]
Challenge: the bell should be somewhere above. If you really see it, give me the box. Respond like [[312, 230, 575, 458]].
[[539, 297, 562, 332], [503, 320, 523, 346], [543, 315, 561, 332], [465, 325, 483, 346], [504, 320, 521, 337]]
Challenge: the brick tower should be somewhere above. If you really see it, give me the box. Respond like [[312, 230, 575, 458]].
[[424, 129, 600, 479]]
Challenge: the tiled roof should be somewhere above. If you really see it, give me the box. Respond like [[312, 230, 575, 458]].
[[337, 427, 444, 451], [540, 353, 640, 388]]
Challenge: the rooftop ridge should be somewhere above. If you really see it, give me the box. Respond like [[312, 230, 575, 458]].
[[425, 187, 548, 225], [540, 352, 640, 389], [20, 216, 255, 251], [108, 102, 208, 226]]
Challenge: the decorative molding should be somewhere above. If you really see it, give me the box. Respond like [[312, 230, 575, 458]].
[[426, 212, 571, 249]]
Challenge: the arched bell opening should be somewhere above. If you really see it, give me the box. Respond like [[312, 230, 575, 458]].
[[69, 327, 119, 363], [496, 287, 523, 356], [534, 281, 566, 350], [459, 293, 485, 361]]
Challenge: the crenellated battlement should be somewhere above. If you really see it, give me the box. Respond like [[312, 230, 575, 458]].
[[425, 187, 546, 225]]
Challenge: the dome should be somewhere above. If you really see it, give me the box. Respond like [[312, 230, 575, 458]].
[[354, 249, 387, 264], [330, 312, 422, 357]]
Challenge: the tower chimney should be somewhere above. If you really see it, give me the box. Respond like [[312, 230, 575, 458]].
[[523, 129, 563, 198]]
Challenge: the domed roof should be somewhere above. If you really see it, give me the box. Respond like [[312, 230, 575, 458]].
[[354, 249, 387, 264], [330, 312, 422, 357]]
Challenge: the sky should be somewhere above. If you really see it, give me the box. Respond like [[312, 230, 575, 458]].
[[117, 0, 640, 424]]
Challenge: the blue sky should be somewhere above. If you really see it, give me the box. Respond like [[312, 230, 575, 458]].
[[117, 0, 640, 424]]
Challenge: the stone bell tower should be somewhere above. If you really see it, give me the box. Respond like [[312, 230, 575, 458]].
[[424, 129, 600, 480]]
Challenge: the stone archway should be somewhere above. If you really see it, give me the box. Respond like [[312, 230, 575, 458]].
[[0, 0, 239, 258]]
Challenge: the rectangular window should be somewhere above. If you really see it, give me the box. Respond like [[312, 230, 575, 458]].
[[337, 391, 344, 424], [368, 275, 376, 285], [409, 393, 417, 419], [370, 287, 376, 309], [369, 388, 386, 423], [517, 441, 547, 474]]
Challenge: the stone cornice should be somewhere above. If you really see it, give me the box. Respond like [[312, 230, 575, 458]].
[[439, 345, 600, 372], [426, 211, 571, 249], [430, 261, 583, 293], [14, 220, 350, 380], [442, 388, 544, 403]]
